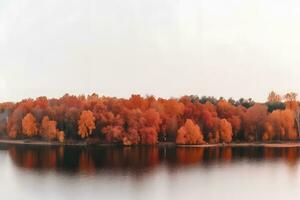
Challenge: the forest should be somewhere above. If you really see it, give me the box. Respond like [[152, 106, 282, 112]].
[[0, 91, 299, 145]]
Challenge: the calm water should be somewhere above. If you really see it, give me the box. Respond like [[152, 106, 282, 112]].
[[1, 145, 300, 200]]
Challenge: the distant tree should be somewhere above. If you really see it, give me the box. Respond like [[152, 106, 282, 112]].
[[40, 116, 54, 139], [219, 119, 233, 143], [267, 91, 281, 103], [238, 98, 255, 108], [188, 95, 200, 103], [265, 91, 285, 112], [176, 119, 205, 145], [0, 102, 14, 135], [78, 110, 96, 138], [263, 109, 297, 141], [139, 108, 161, 144], [7, 105, 27, 138], [216, 99, 242, 139], [244, 104, 268, 141], [40, 116, 62, 141], [154, 98, 184, 142], [228, 97, 237, 106], [199, 96, 218, 105], [283, 92, 300, 137], [266, 102, 285, 112], [284, 92, 297, 102], [284, 92, 298, 110], [22, 113, 38, 137]]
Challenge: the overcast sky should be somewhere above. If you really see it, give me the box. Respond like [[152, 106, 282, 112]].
[[0, 0, 300, 102]]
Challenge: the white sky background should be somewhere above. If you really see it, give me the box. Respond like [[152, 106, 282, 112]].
[[0, 0, 300, 102]]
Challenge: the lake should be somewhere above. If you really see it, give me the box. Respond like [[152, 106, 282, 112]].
[[0, 145, 300, 200]]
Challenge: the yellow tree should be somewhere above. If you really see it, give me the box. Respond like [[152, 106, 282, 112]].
[[22, 113, 38, 137], [78, 110, 96, 138]]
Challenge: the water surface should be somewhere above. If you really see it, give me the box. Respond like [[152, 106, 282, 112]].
[[0, 145, 300, 200]]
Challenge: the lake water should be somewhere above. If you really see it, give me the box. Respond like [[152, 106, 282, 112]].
[[0, 145, 300, 200]]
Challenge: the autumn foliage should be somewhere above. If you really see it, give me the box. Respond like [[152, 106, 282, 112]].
[[0, 91, 299, 145], [263, 109, 297, 141], [219, 119, 233, 143], [22, 113, 38, 137], [78, 110, 96, 138], [176, 119, 204, 145], [40, 116, 65, 142]]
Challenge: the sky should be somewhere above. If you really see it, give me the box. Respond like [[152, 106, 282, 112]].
[[0, 0, 300, 102]]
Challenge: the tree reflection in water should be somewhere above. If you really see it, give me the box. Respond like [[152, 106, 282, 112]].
[[5, 145, 300, 174]]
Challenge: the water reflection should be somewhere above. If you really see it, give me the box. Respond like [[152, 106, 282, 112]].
[[3, 145, 300, 174]]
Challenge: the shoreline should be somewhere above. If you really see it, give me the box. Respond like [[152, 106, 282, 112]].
[[1, 139, 300, 148], [177, 142, 300, 148]]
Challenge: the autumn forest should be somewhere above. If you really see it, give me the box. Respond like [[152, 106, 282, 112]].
[[0, 91, 299, 145]]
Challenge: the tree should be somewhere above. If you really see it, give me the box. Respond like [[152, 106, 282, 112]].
[[219, 119, 233, 143], [152, 98, 184, 141], [284, 92, 298, 110], [266, 91, 285, 112], [139, 108, 161, 144], [263, 109, 297, 141], [78, 110, 96, 138], [237, 98, 255, 108], [102, 125, 124, 143], [283, 92, 300, 137], [267, 91, 281, 103], [244, 104, 268, 141], [176, 119, 205, 145], [40, 116, 64, 141], [22, 113, 38, 137], [139, 127, 158, 145], [284, 92, 297, 102], [40, 116, 55, 139], [7, 105, 26, 138], [217, 99, 242, 138]]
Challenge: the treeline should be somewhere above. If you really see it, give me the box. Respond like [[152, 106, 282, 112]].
[[0, 91, 299, 145]]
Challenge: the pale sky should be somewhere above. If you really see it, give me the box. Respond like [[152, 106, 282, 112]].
[[0, 0, 300, 102]]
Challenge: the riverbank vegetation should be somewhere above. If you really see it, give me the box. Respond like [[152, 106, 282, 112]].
[[0, 91, 299, 145]]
